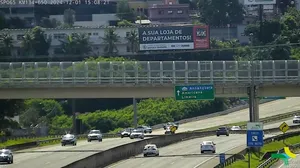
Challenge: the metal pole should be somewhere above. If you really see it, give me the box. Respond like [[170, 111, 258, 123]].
[[133, 98, 138, 128], [248, 148, 251, 168], [259, 4, 263, 41], [72, 99, 76, 134]]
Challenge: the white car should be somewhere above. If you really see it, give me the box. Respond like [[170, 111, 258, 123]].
[[87, 130, 103, 142], [200, 141, 216, 153], [130, 129, 144, 139], [143, 144, 159, 157], [293, 116, 300, 124], [231, 126, 242, 131]]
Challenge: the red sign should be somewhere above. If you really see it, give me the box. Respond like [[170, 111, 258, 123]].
[[193, 25, 210, 49]]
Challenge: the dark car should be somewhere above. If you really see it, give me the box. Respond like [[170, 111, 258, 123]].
[[216, 127, 229, 136], [61, 134, 77, 146], [163, 122, 179, 130], [0, 149, 13, 164]]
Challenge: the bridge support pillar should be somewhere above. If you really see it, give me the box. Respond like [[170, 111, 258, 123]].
[[133, 98, 138, 128], [72, 99, 76, 134]]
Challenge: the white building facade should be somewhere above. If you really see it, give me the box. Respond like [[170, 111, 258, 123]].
[[1, 26, 138, 57]]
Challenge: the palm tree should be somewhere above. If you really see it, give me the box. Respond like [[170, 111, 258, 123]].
[[60, 33, 91, 55], [0, 33, 13, 56], [21, 32, 35, 56], [126, 30, 139, 53], [102, 28, 120, 56]]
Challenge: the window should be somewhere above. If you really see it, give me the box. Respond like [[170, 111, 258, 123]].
[[17, 35, 24, 40], [177, 10, 183, 14], [126, 32, 130, 37], [93, 33, 98, 36], [168, 10, 173, 14], [88, 33, 92, 36]]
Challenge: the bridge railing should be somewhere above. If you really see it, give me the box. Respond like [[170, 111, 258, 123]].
[[0, 60, 299, 86]]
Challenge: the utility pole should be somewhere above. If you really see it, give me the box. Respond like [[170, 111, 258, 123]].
[[133, 98, 138, 128], [259, 4, 263, 41], [72, 99, 76, 134]]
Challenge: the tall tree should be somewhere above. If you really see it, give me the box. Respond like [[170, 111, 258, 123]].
[[60, 33, 91, 55], [0, 100, 23, 130], [31, 26, 52, 56], [126, 30, 139, 53], [197, 0, 244, 26], [102, 28, 120, 56], [20, 99, 65, 128], [22, 32, 35, 56], [0, 33, 13, 56], [63, 9, 75, 26], [116, 0, 135, 21]]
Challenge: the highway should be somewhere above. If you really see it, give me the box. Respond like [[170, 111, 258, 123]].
[[106, 134, 280, 168], [152, 98, 300, 134], [1, 137, 151, 168], [2, 97, 300, 168]]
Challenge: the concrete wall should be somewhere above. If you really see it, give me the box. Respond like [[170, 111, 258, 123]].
[[0, 84, 298, 99]]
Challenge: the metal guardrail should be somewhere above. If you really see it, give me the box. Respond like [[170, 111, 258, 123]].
[[214, 128, 300, 168], [0, 60, 300, 87]]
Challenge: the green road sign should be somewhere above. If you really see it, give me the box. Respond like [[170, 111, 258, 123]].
[[174, 85, 215, 100], [240, 96, 286, 100]]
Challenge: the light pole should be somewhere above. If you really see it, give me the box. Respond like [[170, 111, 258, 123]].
[[133, 98, 138, 128]]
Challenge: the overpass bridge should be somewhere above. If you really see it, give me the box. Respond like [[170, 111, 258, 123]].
[[0, 60, 299, 99]]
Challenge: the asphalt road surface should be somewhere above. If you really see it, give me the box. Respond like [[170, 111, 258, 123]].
[[106, 134, 280, 168], [152, 98, 300, 134], [0, 137, 150, 168], [2, 97, 300, 168]]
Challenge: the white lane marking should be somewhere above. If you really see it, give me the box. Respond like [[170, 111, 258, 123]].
[[192, 145, 244, 168], [171, 162, 175, 164], [61, 156, 67, 159], [45, 162, 51, 165]]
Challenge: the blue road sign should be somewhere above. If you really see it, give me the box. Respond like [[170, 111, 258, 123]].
[[219, 153, 226, 164], [247, 130, 264, 147]]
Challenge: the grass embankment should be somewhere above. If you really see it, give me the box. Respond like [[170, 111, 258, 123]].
[[0, 137, 54, 148], [226, 135, 300, 168]]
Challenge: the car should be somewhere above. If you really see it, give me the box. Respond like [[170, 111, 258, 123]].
[[143, 144, 159, 157], [293, 116, 300, 124], [120, 128, 134, 138], [136, 126, 152, 134], [216, 127, 229, 136], [165, 126, 176, 134], [0, 149, 13, 164], [163, 122, 179, 130], [61, 134, 77, 146], [87, 130, 102, 142], [231, 126, 242, 131], [200, 141, 216, 153], [130, 129, 144, 139]]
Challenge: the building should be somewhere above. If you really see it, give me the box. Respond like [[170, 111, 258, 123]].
[[0, 0, 119, 27], [148, 0, 190, 24], [1, 26, 136, 57], [0, 24, 250, 59]]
